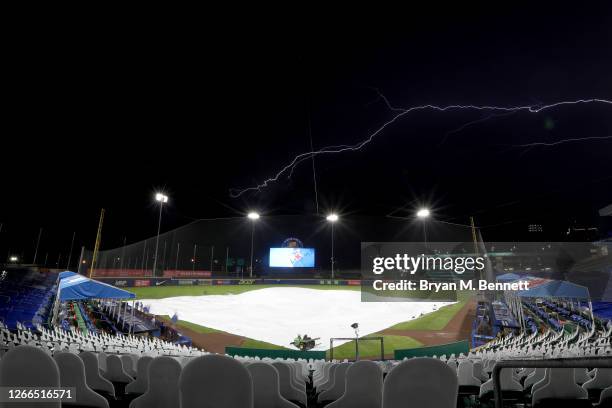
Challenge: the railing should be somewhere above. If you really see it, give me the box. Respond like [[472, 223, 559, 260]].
[[492, 357, 612, 408]]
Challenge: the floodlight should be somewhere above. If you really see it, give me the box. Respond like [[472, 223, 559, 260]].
[[247, 212, 260, 220], [326, 213, 339, 222], [416, 208, 430, 219], [155, 193, 169, 203]]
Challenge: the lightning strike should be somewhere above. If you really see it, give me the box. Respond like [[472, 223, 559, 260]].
[[230, 97, 612, 198]]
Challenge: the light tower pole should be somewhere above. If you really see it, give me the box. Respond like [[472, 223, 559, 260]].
[[152, 193, 168, 277], [326, 213, 339, 280], [247, 212, 260, 277]]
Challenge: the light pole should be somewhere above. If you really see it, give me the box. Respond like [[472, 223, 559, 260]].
[[247, 212, 260, 277], [416, 208, 430, 244], [152, 193, 168, 277], [326, 213, 339, 279]]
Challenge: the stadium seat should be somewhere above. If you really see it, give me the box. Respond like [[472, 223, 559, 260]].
[[125, 356, 153, 394], [130, 356, 181, 408], [287, 362, 306, 392], [0, 345, 61, 408], [532, 368, 589, 408], [574, 367, 591, 385], [457, 360, 481, 395], [598, 385, 612, 407], [318, 364, 338, 393], [583, 368, 612, 401], [479, 367, 522, 402], [272, 361, 308, 407], [98, 351, 109, 372], [121, 354, 138, 377], [180, 354, 253, 408], [318, 362, 350, 403], [383, 358, 458, 408], [472, 360, 489, 382], [102, 354, 134, 396], [54, 352, 109, 408], [247, 362, 299, 408], [326, 360, 383, 408], [79, 352, 116, 397], [524, 367, 546, 392]]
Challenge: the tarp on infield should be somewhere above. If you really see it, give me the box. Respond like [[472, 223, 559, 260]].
[[58, 274, 135, 301]]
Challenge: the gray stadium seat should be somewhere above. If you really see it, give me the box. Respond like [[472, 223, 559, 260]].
[[247, 362, 299, 408], [318, 364, 338, 393], [54, 352, 109, 408], [383, 358, 458, 408], [0, 345, 61, 408], [583, 368, 612, 401], [79, 352, 115, 396], [532, 368, 589, 408], [130, 356, 181, 408], [98, 351, 109, 372], [598, 385, 612, 407], [524, 367, 546, 391], [318, 362, 350, 403], [272, 361, 307, 406], [472, 361, 489, 382], [121, 355, 138, 378], [479, 367, 522, 400], [103, 355, 134, 383], [180, 354, 253, 408], [326, 360, 382, 408], [125, 356, 153, 395]]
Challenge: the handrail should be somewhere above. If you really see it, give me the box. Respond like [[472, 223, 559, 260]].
[[492, 357, 612, 408]]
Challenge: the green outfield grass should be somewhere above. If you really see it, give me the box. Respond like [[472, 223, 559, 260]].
[[129, 284, 359, 299], [388, 300, 467, 330], [327, 334, 422, 360]]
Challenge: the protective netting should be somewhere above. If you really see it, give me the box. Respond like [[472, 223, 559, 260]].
[[78, 215, 477, 279]]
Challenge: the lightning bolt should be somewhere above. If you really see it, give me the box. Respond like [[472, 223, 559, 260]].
[[230, 97, 612, 198], [513, 135, 612, 147]]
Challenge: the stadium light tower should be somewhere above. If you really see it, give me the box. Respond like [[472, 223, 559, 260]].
[[247, 212, 260, 277], [152, 193, 169, 277], [326, 213, 339, 279], [416, 208, 430, 243]]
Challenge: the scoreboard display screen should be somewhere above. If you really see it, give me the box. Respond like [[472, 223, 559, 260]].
[[269, 248, 315, 268]]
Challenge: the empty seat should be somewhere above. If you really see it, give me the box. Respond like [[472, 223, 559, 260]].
[[457, 360, 481, 395], [383, 358, 457, 408], [472, 361, 489, 382], [479, 367, 522, 401], [524, 367, 546, 392], [180, 354, 253, 408], [126, 356, 153, 395], [102, 354, 133, 396], [598, 385, 612, 407], [0, 345, 61, 408], [247, 362, 298, 408], [327, 360, 382, 408], [272, 362, 307, 406], [54, 352, 109, 408], [318, 362, 350, 403], [318, 364, 338, 393], [532, 368, 589, 408], [121, 355, 138, 377], [79, 352, 116, 397], [130, 356, 181, 408], [583, 368, 612, 401]]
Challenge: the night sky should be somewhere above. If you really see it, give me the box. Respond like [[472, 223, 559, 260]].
[[2, 5, 612, 263]]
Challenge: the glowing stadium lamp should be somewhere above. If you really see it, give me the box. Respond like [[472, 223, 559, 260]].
[[416, 208, 430, 218], [326, 213, 339, 222], [9, 255, 18, 263], [152, 192, 169, 277], [247, 211, 260, 277], [247, 211, 260, 220]]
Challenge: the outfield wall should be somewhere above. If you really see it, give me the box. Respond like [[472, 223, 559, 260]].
[[394, 340, 469, 359], [94, 277, 361, 288], [225, 346, 326, 361]]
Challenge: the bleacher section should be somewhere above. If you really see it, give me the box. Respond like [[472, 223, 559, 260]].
[[0, 323, 610, 408], [0, 269, 57, 329]]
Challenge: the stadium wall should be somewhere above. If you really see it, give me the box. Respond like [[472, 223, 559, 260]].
[[393, 340, 469, 359], [94, 277, 362, 288], [225, 346, 326, 360]]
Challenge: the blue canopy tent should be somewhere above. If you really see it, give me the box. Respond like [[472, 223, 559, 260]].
[[57, 270, 78, 281], [58, 275, 135, 301], [53, 274, 136, 333], [496, 272, 524, 283]]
